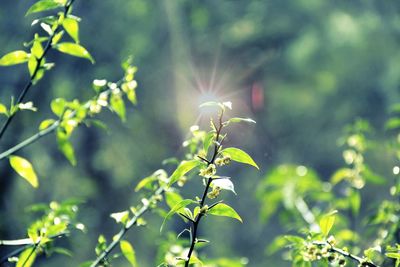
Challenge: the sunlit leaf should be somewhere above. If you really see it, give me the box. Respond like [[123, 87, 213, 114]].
[[160, 199, 196, 232], [168, 160, 199, 187], [9, 156, 39, 188], [54, 42, 94, 63], [0, 50, 29, 66], [51, 98, 66, 117], [110, 210, 129, 225], [16, 247, 37, 267], [208, 203, 242, 222], [120, 240, 137, 267], [26, 0, 63, 15], [228, 117, 256, 124], [57, 129, 76, 165], [203, 131, 214, 154], [134, 176, 157, 192], [63, 17, 79, 43], [0, 103, 8, 116], [222, 147, 259, 169], [211, 177, 236, 194], [39, 119, 56, 130], [349, 189, 361, 215], [165, 191, 184, 209], [319, 210, 337, 236]]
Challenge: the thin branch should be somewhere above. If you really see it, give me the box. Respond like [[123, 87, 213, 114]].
[[89, 187, 164, 267], [313, 241, 380, 267], [0, 0, 76, 141], [0, 233, 67, 265], [184, 110, 224, 267]]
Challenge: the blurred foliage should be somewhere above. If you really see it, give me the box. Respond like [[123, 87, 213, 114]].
[[1, 0, 400, 266]]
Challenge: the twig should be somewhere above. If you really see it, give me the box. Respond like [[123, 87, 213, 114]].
[[313, 241, 380, 267], [184, 110, 224, 267], [89, 187, 164, 267], [0, 0, 76, 141]]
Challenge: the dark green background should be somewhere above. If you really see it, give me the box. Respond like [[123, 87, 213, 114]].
[[1, 0, 399, 266]]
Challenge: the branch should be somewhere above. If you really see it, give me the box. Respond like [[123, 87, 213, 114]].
[[89, 187, 164, 267], [0, 0, 76, 141], [313, 241, 380, 267], [0, 232, 67, 265], [184, 110, 224, 267]]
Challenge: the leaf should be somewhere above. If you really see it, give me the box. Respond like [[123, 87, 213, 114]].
[[16, 247, 36, 267], [222, 147, 259, 169], [31, 35, 44, 58], [110, 211, 129, 225], [203, 131, 214, 153], [28, 55, 38, 77], [160, 199, 196, 232], [134, 176, 157, 192], [39, 119, 56, 130], [0, 103, 8, 116], [63, 17, 79, 43], [331, 168, 353, 184], [168, 160, 199, 187], [54, 42, 94, 63], [228, 117, 256, 124], [110, 94, 126, 121], [0, 50, 29, 66], [26, 0, 63, 15], [208, 203, 242, 223], [57, 130, 76, 165], [211, 177, 236, 194], [120, 240, 137, 267], [385, 118, 400, 130], [165, 191, 184, 209], [319, 210, 337, 236], [51, 98, 66, 117], [349, 190, 361, 215], [9, 156, 39, 188]]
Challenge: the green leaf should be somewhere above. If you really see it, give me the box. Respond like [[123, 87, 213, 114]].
[[120, 240, 137, 267], [110, 94, 126, 121], [9, 156, 39, 188], [222, 147, 259, 169], [54, 42, 94, 63], [39, 119, 56, 130], [63, 17, 79, 43], [57, 130, 76, 165], [160, 199, 196, 232], [168, 160, 199, 187], [51, 98, 66, 117], [134, 176, 157, 192], [165, 191, 184, 209], [16, 247, 37, 267], [331, 168, 353, 184], [385, 118, 400, 130], [349, 190, 361, 215], [203, 131, 214, 154], [31, 35, 44, 58], [208, 203, 242, 223], [0, 103, 8, 116], [228, 117, 256, 124], [0, 50, 29, 66], [28, 55, 38, 77], [26, 0, 63, 16], [319, 210, 337, 236]]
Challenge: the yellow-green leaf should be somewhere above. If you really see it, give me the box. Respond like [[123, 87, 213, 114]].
[[9, 156, 39, 188], [55, 42, 94, 63], [208, 203, 242, 223], [120, 240, 137, 267], [168, 160, 199, 187], [0, 50, 29, 66], [39, 119, 56, 130], [222, 147, 259, 169], [57, 130, 76, 165], [63, 17, 79, 43], [26, 0, 62, 16], [0, 103, 8, 116], [110, 94, 126, 121], [16, 247, 37, 267], [319, 210, 337, 236], [160, 199, 196, 232]]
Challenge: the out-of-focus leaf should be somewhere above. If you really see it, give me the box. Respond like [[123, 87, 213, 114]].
[[0, 50, 29, 66], [9, 156, 39, 188], [160, 199, 196, 232], [319, 210, 337, 236], [54, 42, 94, 63], [110, 94, 126, 121], [16, 247, 36, 267], [26, 0, 63, 15], [120, 240, 137, 267]]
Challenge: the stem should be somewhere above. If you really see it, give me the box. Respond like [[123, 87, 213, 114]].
[[0, 0, 76, 141], [90, 187, 164, 267], [0, 232, 67, 265], [313, 241, 380, 267], [185, 110, 224, 267]]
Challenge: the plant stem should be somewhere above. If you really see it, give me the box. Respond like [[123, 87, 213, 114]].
[[90, 187, 164, 267], [313, 241, 380, 267], [184, 110, 224, 267], [0, 0, 76, 141]]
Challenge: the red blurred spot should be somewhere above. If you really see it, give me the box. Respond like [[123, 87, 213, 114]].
[[251, 82, 264, 111]]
